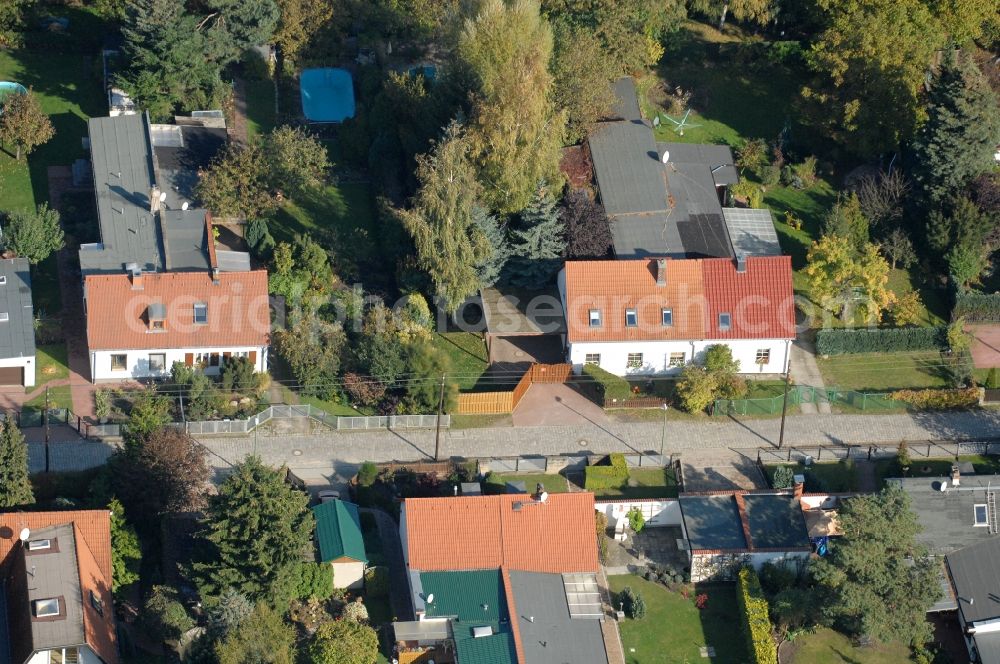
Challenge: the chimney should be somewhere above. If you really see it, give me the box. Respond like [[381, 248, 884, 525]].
[[793, 474, 805, 499], [127, 263, 143, 290], [656, 259, 667, 286], [150, 186, 161, 213], [951, 464, 961, 487], [211, 267, 220, 285], [736, 254, 747, 273]]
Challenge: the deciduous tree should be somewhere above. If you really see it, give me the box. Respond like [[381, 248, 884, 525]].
[[1, 203, 64, 264], [911, 51, 1000, 207], [273, 309, 347, 399], [0, 89, 54, 161], [272, 0, 332, 62], [802, 0, 943, 158], [459, 0, 565, 214], [804, 235, 894, 323], [194, 456, 313, 600], [0, 418, 32, 507], [551, 23, 615, 143], [307, 618, 380, 664], [561, 190, 611, 259], [811, 484, 939, 645], [398, 122, 488, 312], [689, 0, 774, 30], [109, 498, 141, 594], [0, 0, 33, 48], [402, 339, 457, 414], [197, 141, 276, 220], [822, 193, 869, 252], [264, 126, 330, 197], [215, 604, 296, 664]]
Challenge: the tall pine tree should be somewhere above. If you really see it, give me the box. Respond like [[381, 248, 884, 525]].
[[472, 206, 511, 289], [0, 418, 33, 508], [505, 182, 566, 289], [192, 456, 313, 600], [911, 51, 1000, 206]]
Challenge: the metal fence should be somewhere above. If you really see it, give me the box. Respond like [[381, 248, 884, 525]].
[[78, 404, 449, 439], [752, 440, 1000, 464], [713, 385, 905, 416], [479, 453, 669, 475]]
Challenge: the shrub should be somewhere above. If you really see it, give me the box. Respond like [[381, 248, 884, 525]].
[[987, 368, 1000, 389], [142, 586, 193, 642], [584, 453, 630, 490], [771, 465, 794, 489], [357, 462, 378, 488], [341, 597, 369, 623], [736, 567, 777, 664], [888, 387, 979, 410], [695, 593, 709, 609], [582, 363, 632, 406], [815, 327, 946, 355], [364, 566, 389, 598], [596, 512, 609, 563], [278, 562, 333, 602], [627, 507, 645, 533], [620, 586, 646, 620], [954, 292, 1000, 322], [896, 441, 911, 471], [792, 156, 818, 187]]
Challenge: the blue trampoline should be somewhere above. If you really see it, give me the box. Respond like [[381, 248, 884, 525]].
[[300, 68, 356, 123]]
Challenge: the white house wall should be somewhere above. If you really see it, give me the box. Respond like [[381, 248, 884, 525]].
[[567, 338, 791, 377], [90, 346, 267, 381], [333, 561, 365, 590], [690, 550, 810, 582], [595, 499, 682, 529], [0, 355, 34, 387]]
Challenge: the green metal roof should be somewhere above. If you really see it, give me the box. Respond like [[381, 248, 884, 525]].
[[312, 500, 367, 563], [419, 570, 517, 664]]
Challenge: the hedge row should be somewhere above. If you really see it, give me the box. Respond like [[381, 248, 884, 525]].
[[584, 452, 629, 490], [582, 363, 633, 405], [736, 567, 777, 664], [954, 292, 1000, 323], [815, 327, 946, 355], [888, 387, 979, 410]]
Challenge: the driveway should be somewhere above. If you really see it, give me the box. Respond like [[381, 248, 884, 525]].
[[512, 383, 610, 427], [359, 508, 413, 622]]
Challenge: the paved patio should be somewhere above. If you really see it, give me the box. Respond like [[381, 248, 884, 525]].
[[605, 525, 687, 573]]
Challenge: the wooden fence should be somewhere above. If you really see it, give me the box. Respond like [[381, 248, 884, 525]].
[[455, 363, 573, 414]]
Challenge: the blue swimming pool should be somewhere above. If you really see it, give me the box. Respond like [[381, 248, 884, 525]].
[[299, 68, 356, 123]]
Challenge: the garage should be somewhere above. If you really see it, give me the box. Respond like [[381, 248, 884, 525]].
[[0, 366, 24, 386]]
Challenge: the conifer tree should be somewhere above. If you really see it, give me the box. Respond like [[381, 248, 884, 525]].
[[472, 206, 511, 289], [0, 418, 33, 508]]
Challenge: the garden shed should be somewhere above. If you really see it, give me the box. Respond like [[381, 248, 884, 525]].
[[313, 499, 368, 589]]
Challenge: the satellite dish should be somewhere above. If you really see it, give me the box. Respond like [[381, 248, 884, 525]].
[[539, 491, 549, 504], [181, 202, 189, 211], [18, 528, 30, 542], [661, 151, 669, 164], [159, 191, 167, 202], [653, 115, 660, 127], [426, 594, 434, 604]]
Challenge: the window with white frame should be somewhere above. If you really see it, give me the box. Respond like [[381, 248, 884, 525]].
[[193, 302, 208, 325], [584, 353, 601, 365], [755, 348, 771, 364], [33, 598, 60, 618], [148, 353, 166, 371], [49, 647, 79, 664], [661, 308, 673, 326], [718, 312, 731, 331], [626, 352, 643, 368], [974, 504, 989, 526], [589, 309, 602, 327], [668, 352, 685, 367], [625, 308, 638, 327], [110, 354, 127, 371], [27, 539, 51, 551]]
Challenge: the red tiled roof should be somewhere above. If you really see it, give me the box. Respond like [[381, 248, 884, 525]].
[[85, 270, 270, 350], [563, 256, 794, 342], [403, 493, 599, 574], [0, 511, 117, 664]]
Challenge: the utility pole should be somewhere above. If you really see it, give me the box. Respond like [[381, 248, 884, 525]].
[[433, 374, 446, 461], [44, 386, 50, 473], [777, 352, 791, 450], [659, 403, 669, 460]]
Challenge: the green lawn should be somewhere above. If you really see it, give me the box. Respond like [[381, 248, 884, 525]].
[[34, 343, 69, 388], [244, 77, 277, 139], [449, 413, 512, 428], [432, 332, 489, 391], [0, 50, 104, 212], [786, 628, 912, 663], [767, 461, 859, 493], [817, 352, 951, 391], [874, 454, 1000, 486], [591, 468, 679, 499], [608, 576, 751, 664], [484, 472, 569, 495]]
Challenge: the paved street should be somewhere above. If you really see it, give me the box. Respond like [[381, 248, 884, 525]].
[[26, 409, 1000, 478]]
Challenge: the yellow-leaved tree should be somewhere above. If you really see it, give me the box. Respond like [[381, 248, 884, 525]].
[[804, 235, 895, 325]]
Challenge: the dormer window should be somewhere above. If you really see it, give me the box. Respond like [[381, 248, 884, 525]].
[[625, 309, 638, 327], [975, 504, 989, 526], [719, 312, 731, 331], [33, 598, 60, 618], [147, 302, 166, 331], [0, 313, 8, 322], [193, 302, 208, 325], [588, 309, 602, 327], [0, 276, 7, 285], [27, 539, 51, 551]]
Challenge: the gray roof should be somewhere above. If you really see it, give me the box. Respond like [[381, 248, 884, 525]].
[[666, 162, 733, 259], [15, 524, 86, 657], [723, 208, 782, 257], [892, 475, 1000, 554], [82, 114, 164, 275], [589, 121, 667, 217], [481, 286, 566, 335], [508, 571, 608, 664], [161, 210, 210, 271], [0, 259, 35, 361], [216, 250, 251, 272], [946, 538, 1000, 623], [976, 633, 1000, 664], [742, 494, 810, 549], [610, 212, 684, 259], [610, 77, 642, 122], [659, 142, 739, 186], [679, 495, 747, 550]]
